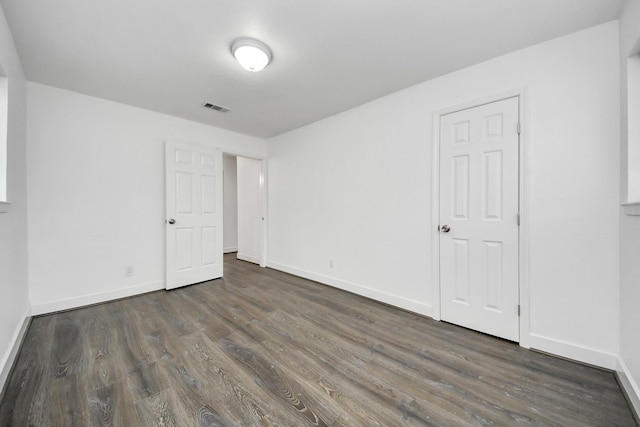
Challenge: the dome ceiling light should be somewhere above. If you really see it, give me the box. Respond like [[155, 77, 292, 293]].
[[231, 38, 272, 72]]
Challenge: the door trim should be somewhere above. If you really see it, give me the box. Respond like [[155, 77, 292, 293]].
[[222, 150, 268, 268], [431, 88, 531, 348]]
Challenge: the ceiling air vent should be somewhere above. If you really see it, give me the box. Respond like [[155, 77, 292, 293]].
[[203, 102, 231, 113]]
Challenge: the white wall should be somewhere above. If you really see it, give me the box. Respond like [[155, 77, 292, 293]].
[[0, 4, 30, 391], [223, 154, 238, 253], [237, 156, 262, 264], [0, 73, 7, 201], [618, 0, 640, 409], [27, 83, 266, 314], [267, 21, 621, 368]]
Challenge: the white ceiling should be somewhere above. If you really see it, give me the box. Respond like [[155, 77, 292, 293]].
[[0, 0, 625, 138]]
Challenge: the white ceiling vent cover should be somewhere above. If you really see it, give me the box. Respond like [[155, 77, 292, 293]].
[[203, 102, 231, 113]]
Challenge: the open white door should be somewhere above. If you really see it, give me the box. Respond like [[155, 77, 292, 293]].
[[165, 141, 223, 290], [439, 97, 520, 341]]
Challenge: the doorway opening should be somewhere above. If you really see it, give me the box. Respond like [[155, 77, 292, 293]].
[[223, 154, 266, 267]]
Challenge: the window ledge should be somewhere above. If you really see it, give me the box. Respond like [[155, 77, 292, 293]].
[[622, 201, 640, 216], [0, 201, 11, 213]]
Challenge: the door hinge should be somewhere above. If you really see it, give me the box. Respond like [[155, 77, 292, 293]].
[[516, 122, 521, 135], [517, 305, 521, 316], [517, 213, 520, 226]]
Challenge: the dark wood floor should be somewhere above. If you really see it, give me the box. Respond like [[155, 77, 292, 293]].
[[0, 255, 636, 426]]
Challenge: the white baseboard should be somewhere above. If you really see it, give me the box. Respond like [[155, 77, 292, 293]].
[[0, 307, 31, 394], [266, 261, 434, 318], [237, 253, 261, 265], [616, 356, 640, 422], [31, 280, 165, 315], [224, 246, 238, 254], [528, 333, 618, 370]]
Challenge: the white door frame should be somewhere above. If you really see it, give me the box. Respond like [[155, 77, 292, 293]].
[[222, 150, 268, 268], [431, 88, 531, 348]]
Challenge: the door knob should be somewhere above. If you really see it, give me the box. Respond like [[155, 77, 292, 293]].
[[441, 224, 450, 233], [167, 219, 176, 224]]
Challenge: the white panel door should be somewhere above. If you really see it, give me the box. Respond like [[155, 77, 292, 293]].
[[439, 97, 520, 341], [166, 141, 223, 290]]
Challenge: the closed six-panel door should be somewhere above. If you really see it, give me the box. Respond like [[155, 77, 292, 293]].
[[166, 141, 223, 290], [439, 97, 520, 341]]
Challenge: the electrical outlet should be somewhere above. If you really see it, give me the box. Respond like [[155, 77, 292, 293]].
[[125, 266, 134, 277]]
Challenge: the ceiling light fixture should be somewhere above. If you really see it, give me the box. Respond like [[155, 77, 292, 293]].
[[231, 38, 272, 72]]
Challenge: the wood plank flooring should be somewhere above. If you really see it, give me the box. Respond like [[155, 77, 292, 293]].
[[0, 254, 636, 426]]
